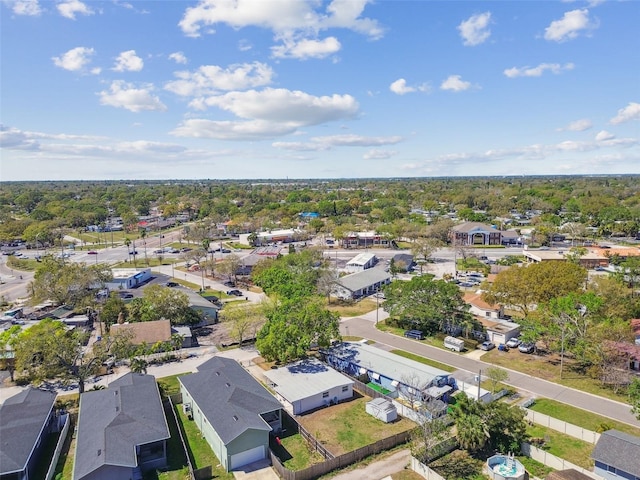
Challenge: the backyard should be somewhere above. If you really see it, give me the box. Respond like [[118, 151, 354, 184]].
[[296, 391, 415, 456]]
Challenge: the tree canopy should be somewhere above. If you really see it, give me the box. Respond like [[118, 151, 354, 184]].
[[382, 275, 473, 335]]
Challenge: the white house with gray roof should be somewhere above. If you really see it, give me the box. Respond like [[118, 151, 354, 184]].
[[179, 356, 282, 471], [0, 388, 58, 480], [345, 252, 377, 272], [592, 429, 640, 480], [73, 373, 170, 480], [334, 269, 391, 300], [263, 358, 354, 414]]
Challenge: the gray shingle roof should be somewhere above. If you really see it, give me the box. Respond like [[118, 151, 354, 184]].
[[179, 356, 281, 445], [338, 269, 390, 293], [592, 429, 640, 477], [73, 373, 170, 480], [0, 388, 56, 475]]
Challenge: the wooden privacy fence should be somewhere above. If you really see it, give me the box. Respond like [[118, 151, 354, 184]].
[[44, 413, 70, 480], [297, 422, 334, 460], [270, 430, 411, 480]]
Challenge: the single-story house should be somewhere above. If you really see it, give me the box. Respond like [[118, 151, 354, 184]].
[[522, 249, 608, 269], [592, 429, 640, 480], [106, 268, 152, 290], [391, 253, 415, 273], [110, 319, 192, 349], [345, 253, 377, 273], [463, 292, 504, 319], [238, 229, 303, 246], [73, 373, 170, 480], [322, 342, 455, 407], [0, 388, 58, 480], [334, 269, 391, 301], [478, 318, 521, 345], [179, 357, 282, 471], [341, 231, 391, 249], [263, 358, 354, 415], [451, 222, 503, 246], [235, 253, 265, 276]]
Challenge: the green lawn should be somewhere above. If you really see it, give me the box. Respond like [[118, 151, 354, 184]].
[[516, 455, 554, 478], [528, 398, 640, 437], [390, 349, 456, 373], [527, 425, 594, 469]]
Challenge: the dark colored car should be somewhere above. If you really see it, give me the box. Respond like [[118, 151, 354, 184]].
[[165, 281, 179, 287], [221, 248, 231, 253], [223, 280, 236, 288], [226, 289, 243, 296], [87, 251, 98, 255], [404, 329, 424, 340], [118, 292, 134, 299]]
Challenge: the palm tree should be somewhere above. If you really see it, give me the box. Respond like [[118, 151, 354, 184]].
[[130, 357, 148, 374], [140, 229, 148, 264]]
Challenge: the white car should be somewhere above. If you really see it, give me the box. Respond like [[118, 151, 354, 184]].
[[506, 337, 521, 348]]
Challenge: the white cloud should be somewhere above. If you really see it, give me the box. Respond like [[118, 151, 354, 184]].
[[558, 118, 592, 132], [165, 62, 274, 97], [196, 88, 358, 123], [98, 81, 167, 112], [440, 75, 472, 92], [363, 149, 396, 160], [4, 0, 41, 16], [458, 12, 491, 46], [52, 47, 96, 72], [57, 0, 94, 19], [113, 50, 144, 72], [172, 88, 359, 140], [178, 0, 384, 44], [272, 141, 331, 151], [238, 39, 252, 51], [595, 130, 615, 141], [389, 79, 429, 95], [504, 62, 575, 78], [310, 134, 402, 147], [544, 9, 594, 42], [610, 102, 640, 125], [169, 52, 188, 64], [271, 36, 341, 59]]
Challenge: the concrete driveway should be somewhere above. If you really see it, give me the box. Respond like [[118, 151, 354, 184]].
[[232, 459, 279, 480]]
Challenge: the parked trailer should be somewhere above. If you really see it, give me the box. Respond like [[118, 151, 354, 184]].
[[444, 336, 465, 352]]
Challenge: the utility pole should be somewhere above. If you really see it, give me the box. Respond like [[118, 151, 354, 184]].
[[477, 368, 482, 401]]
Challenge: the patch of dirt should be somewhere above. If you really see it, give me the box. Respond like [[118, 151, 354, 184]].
[[192, 323, 234, 347]]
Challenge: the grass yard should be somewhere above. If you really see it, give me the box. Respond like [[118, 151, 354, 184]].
[[528, 398, 640, 437], [326, 298, 378, 317], [390, 349, 456, 373], [527, 425, 594, 469], [271, 414, 324, 471], [516, 455, 554, 478], [157, 375, 184, 397], [483, 348, 629, 403], [391, 470, 425, 480], [296, 393, 415, 456]]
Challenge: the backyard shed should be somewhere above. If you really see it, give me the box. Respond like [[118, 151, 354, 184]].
[[365, 398, 397, 423]]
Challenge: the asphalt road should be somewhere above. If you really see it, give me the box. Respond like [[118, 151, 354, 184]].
[[340, 313, 640, 427]]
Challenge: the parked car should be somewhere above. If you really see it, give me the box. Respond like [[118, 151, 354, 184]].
[[506, 337, 521, 348], [118, 292, 134, 299], [518, 342, 535, 354], [165, 281, 179, 287], [223, 280, 236, 288], [87, 251, 98, 255], [226, 289, 243, 296], [221, 248, 231, 253], [404, 329, 424, 340], [480, 341, 496, 351]]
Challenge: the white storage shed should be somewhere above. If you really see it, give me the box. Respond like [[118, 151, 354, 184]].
[[365, 398, 397, 423]]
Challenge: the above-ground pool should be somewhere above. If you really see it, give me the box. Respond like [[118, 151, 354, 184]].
[[486, 454, 526, 480]]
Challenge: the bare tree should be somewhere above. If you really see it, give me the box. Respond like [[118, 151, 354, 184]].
[[400, 371, 429, 411]]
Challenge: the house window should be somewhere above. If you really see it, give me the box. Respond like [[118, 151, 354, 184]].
[[322, 392, 329, 398], [485, 312, 490, 317], [342, 385, 349, 392]]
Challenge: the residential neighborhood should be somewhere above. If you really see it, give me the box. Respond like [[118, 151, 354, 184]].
[[1, 176, 640, 480]]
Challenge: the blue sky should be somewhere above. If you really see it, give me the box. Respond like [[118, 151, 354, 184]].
[[1, 0, 638, 181]]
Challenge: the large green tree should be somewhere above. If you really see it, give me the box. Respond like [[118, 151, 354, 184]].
[[256, 297, 340, 363], [482, 261, 587, 317], [13, 319, 132, 393], [382, 275, 472, 334], [30, 257, 112, 307]]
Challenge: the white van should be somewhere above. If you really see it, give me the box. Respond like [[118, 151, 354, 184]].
[[444, 336, 465, 352]]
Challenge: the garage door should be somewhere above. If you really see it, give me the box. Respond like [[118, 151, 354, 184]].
[[230, 445, 265, 470]]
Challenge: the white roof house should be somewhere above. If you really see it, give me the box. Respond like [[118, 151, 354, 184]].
[[263, 358, 354, 414], [345, 253, 377, 273]]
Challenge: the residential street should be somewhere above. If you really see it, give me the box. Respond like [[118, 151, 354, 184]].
[[340, 311, 640, 427]]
